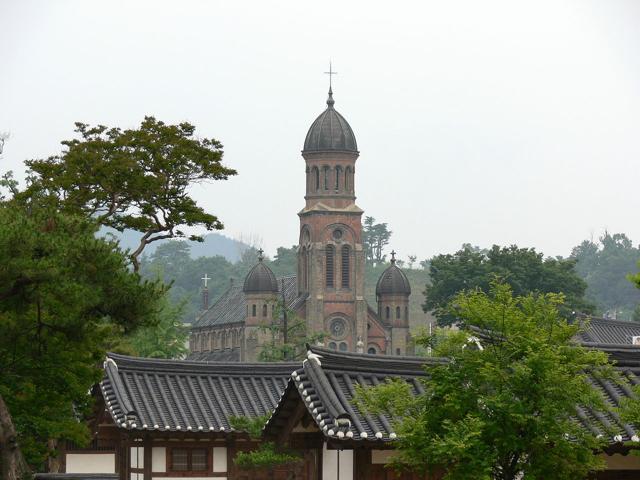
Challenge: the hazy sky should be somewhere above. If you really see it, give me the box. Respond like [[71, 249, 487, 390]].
[[1, 1, 639, 262]]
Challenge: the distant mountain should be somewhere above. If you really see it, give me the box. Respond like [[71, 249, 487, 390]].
[[100, 228, 248, 262]]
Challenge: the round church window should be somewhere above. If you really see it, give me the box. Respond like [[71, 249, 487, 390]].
[[332, 229, 343, 240], [330, 318, 347, 339]]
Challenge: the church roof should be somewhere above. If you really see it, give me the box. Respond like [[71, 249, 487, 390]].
[[100, 352, 296, 433], [192, 275, 304, 329], [243, 256, 279, 293], [303, 88, 358, 153], [375, 260, 411, 296]]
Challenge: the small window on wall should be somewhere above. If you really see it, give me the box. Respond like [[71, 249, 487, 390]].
[[262, 304, 267, 317], [368, 347, 377, 355], [396, 348, 401, 355], [396, 306, 401, 319], [385, 306, 390, 319], [405, 306, 409, 320], [170, 447, 208, 472], [252, 304, 257, 317], [329, 342, 337, 350], [339, 342, 348, 352], [170, 448, 188, 471], [326, 245, 335, 288]]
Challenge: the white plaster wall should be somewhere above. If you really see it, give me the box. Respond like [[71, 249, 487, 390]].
[[213, 446, 227, 472], [65, 453, 115, 473], [130, 446, 144, 469], [152, 447, 166, 473], [322, 443, 353, 480]]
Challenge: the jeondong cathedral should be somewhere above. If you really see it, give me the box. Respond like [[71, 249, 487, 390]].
[[189, 86, 412, 361]]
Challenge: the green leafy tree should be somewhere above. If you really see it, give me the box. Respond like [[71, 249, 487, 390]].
[[362, 216, 392, 265], [0, 205, 164, 476], [571, 233, 640, 319], [125, 296, 189, 358], [357, 283, 613, 480], [20, 117, 236, 270], [229, 416, 301, 475], [258, 297, 325, 362], [425, 244, 592, 326]]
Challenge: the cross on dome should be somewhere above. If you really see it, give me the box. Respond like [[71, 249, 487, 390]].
[[324, 61, 337, 89], [390, 250, 397, 264], [258, 248, 264, 261]]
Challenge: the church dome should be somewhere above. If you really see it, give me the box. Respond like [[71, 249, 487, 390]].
[[376, 257, 411, 297], [243, 251, 278, 294], [303, 88, 358, 153]]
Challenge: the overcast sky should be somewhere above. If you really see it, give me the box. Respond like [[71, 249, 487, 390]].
[[1, 1, 639, 262]]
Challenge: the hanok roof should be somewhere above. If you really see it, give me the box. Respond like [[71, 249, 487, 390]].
[[192, 275, 306, 329], [577, 317, 640, 346], [265, 346, 640, 447], [100, 353, 297, 433], [266, 346, 447, 443]]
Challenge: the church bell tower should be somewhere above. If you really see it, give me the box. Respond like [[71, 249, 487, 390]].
[[298, 84, 367, 352]]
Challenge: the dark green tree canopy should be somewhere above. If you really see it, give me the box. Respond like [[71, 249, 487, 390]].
[[0, 205, 165, 471], [571, 232, 640, 320], [21, 117, 236, 270], [424, 244, 592, 326]]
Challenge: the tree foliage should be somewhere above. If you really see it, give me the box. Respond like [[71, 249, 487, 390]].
[[425, 244, 592, 326], [20, 117, 236, 270], [363, 216, 392, 265], [229, 416, 301, 471], [258, 298, 325, 362], [124, 296, 189, 359], [357, 283, 614, 480], [571, 232, 640, 320], [0, 205, 165, 472]]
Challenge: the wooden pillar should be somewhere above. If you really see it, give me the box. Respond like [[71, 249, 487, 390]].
[[118, 439, 129, 480], [354, 448, 371, 480], [143, 436, 152, 480]]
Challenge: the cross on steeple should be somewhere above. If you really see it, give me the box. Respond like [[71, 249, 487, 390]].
[[201, 273, 211, 288], [390, 250, 397, 264], [258, 248, 264, 261], [324, 62, 337, 89]]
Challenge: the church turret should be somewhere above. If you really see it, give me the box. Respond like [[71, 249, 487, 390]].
[[298, 80, 367, 352], [243, 250, 278, 361], [376, 251, 412, 355]]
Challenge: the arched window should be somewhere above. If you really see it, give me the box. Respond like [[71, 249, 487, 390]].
[[312, 167, 319, 191], [272, 304, 275, 317], [252, 304, 257, 317], [335, 166, 342, 190], [396, 348, 401, 355], [385, 306, 390, 319], [341, 245, 350, 288], [323, 166, 330, 190], [339, 342, 348, 352], [405, 306, 409, 320], [396, 306, 401, 319], [345, 166, 352, 192], [329, 342, 337, 350], [368, 347, 377, 355], [326, 245, 335, 288], [262, 304, 268, 317]]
